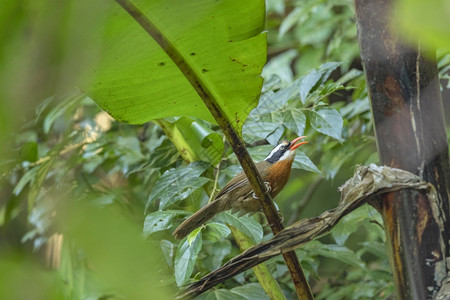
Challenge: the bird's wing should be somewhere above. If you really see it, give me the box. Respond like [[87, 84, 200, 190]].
[[214, 175, 249, 199], [213, 162, 271, 200]]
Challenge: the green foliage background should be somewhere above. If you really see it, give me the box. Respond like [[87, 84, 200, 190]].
[[0, 0, 449, 299]]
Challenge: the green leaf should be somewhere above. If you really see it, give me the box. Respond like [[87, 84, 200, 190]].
[[396, 0, 450, 51], [339, 97, 370, 119], [160, 239, 175, 268], [202, 239, 232, 271], [278, 7, 302, 39], [13, 167, 40, 196], [231, 283, 270, 300], [299, 69, 323, 104], [174, 232, 202, 286], [332, 205, 378, 245], [200, 289, 247, 300], [206, 222, 231, 239], [292, 151, 321, 173], [305, 241, 365, 269], [146, 161, 211, 210], [281, 108, 306, 136], [216, 212, 263, 244], [43, 93, 85, 134], [261, 49, 297, 89], [173, 117, 224, 165], [187, 227, 203, 244], [246, 145, 274, 162], [331, 216, 359, 246], [84, 0, 266, 133], [308, 107, 343, 141], [320, 141, 367, 179], [143, 210, 187, 238], [20, 142, 38, 163], [116, 136, 146, 168], [299, 62, 341, 104], [242, 112, 283, 145], [359, 241, 388, 259]]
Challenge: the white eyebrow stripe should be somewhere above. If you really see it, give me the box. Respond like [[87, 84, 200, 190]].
[[265, 144, 284, 161]]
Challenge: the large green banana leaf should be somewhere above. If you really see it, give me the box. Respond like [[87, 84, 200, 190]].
[[82, 0, 267, 133]]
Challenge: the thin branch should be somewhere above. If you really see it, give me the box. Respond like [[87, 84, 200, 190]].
[[113, 0, 313, 298], [208, 160, 221, 204]]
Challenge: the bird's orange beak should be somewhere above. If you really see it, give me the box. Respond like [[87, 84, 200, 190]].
[[289, 136, 308, 151]]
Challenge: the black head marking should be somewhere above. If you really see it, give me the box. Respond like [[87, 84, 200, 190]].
[[264, 140, 291, 163]]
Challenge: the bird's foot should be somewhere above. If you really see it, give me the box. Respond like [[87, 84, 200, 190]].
[[271, 202, 284, 222], [264, 181, 272, 192], [278, 211, 284, 223], [252, 182, 272, 199]]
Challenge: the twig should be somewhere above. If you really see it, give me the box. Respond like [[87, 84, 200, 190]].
[[208, 161, 221, 204]]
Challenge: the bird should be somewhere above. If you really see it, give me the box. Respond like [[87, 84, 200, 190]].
[[172, 136, 308, 239]]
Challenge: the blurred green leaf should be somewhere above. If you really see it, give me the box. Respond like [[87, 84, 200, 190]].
[[60, 201, 171, 298], [299, 62, 341, 104], [339, 97, 370, 119], [279, 7, 303, 39], [175, 232, 202, 286], [299, 69, 324, 104], [143, 210, 187, 237], [146, 161, 211, 210], [242, 110, 283, 145], [202, 239, 232, 271], [359, 241, 389, 259], [331, 205, 377, 245], [308, 107, 343, 141], [116, 136, 146, 169], [20, 142, 38, 163], [173, 117, 224, 165], [13, 166, 39, 196], [207, 222, 232, 239], [230, 283, 270, 300], [282, 108, 306, 136], [261, 50, 297, 89], [200, 289, 247, 300], [305, 241, 365, 269], [321, 141, 367, 179], [292, 151, 321, 173], [43, 94, 84, 134], [0, 256, 64, 300], [161, 239, 176, 268], [216, 212, 263, 244], [396, 0, 450, 51]]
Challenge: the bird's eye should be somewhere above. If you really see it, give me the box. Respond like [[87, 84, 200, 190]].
[[280, 146, 286, 150]]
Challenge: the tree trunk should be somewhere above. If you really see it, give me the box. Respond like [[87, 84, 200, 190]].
[[354, 0, 450, 299]]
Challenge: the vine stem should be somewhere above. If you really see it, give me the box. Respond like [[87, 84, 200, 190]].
[[113, 0, 313, 298]]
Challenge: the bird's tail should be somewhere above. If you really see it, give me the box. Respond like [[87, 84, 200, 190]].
[[173, 199, 230, 239]]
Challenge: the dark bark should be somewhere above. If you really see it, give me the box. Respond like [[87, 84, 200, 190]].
[[354, 0, 450, 298]]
